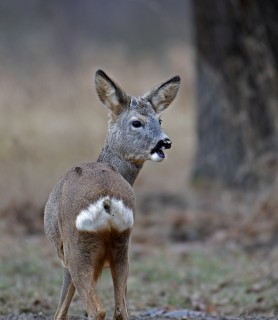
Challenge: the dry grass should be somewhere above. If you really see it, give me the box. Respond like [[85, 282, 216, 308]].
[[0, 44, 194, 213]]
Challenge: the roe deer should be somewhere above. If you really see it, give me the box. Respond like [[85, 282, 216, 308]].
[[44, 70, 180, 320]]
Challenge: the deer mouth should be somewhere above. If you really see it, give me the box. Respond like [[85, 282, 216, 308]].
[[150, 138, 172, 162], [150, 146, 166, 160]]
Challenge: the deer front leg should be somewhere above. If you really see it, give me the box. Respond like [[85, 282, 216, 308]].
[[54, 267, 76, 320], [110, 234, 130, 320]]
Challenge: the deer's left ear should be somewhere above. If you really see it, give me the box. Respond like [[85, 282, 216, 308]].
[[143, 76, 180, 113]]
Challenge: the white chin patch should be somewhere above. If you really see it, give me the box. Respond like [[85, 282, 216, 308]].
[[150, 152, 165, 162]]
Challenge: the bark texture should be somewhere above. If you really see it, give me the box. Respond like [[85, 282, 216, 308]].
[[193, 0, 278, 188]]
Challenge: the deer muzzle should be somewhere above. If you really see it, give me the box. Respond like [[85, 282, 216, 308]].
[[150, 138, 172, 161]]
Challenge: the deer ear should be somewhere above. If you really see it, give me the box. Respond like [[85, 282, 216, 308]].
[[143, 76, 180, 113], [95, 70, 129, 115]]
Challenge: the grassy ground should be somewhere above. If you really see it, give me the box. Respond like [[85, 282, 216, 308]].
[[1, 230, 278, 318]]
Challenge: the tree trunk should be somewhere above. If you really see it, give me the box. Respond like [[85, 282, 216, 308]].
[[192, 0, 278, 189]]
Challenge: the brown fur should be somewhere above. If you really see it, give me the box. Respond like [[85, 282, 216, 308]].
[[44, 70, 180, 320], [45, 163, 134, 320]]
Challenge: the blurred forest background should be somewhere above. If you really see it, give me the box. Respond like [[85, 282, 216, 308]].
[[0, 0, 190, 211], [0, 0, 191, 234], [1, 0, 278, 317]]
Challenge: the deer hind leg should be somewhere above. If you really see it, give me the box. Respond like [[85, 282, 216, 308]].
[[54, 267, 76, 320], [67, 242, 106, 320], [110, 233, 130, 320]]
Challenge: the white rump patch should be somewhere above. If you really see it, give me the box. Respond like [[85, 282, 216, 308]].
[[76, 196, 134, 233]]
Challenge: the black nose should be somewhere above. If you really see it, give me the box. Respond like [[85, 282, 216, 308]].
[[163, 138, 172, 149], [156, 138, 172, 150]]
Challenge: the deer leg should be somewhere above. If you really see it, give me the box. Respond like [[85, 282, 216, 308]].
[[67, 242, 106, 320], [54, 267, 76, 320], [110, 238, 130, 320]]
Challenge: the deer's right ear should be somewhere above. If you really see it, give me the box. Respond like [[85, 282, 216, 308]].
[[95, 70, 129, 115]]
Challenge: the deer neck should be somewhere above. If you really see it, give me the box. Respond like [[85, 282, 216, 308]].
[[97, 140, 143, 186]]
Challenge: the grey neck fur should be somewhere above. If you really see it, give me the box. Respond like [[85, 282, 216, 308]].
[[97, 139, 142, 186]]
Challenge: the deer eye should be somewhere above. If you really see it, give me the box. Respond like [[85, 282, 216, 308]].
[[159, 118, 162, 125], [132, 120, 142, 128]]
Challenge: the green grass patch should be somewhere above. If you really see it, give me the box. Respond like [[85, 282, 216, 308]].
[[0, 236, 277, 317]]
